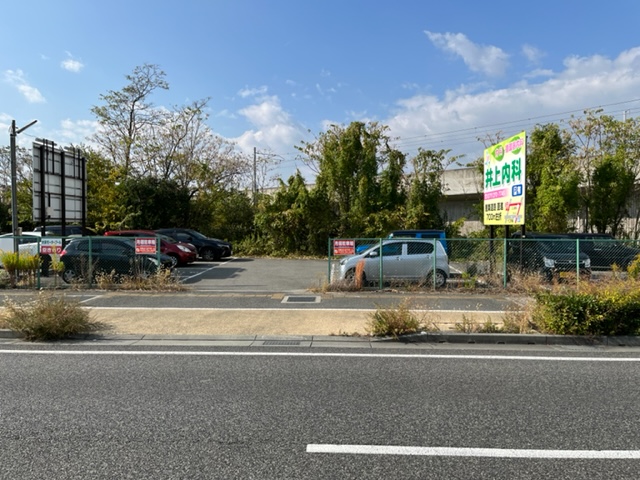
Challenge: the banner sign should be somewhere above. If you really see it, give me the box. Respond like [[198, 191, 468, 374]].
[[483, 131, 526, 225], [333, 239, 355, 256], [40, 238, 63, 255], [135, 238, 157, 254]]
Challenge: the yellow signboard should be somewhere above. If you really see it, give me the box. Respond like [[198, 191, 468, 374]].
[[483, 132, 526, 225]]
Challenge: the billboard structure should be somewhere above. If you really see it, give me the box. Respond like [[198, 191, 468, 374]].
[[32, 139, 87, 227], [483, 132, 526, 226]]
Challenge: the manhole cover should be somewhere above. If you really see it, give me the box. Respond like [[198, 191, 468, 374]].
[[263, 340, 301, 346], [282, 295, 320, 304]]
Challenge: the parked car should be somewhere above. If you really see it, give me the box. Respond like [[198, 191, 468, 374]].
[[355, 229, 449, 254], [566, 233, 640, 270], [30, 224, 96, 236], [59, 237, 175, 284], [339, 238, 450, 288], [104, 230, 197, 267], [388, 229, 449, 254], [155, 228, 231, 261], [507, 232, 591, 281]]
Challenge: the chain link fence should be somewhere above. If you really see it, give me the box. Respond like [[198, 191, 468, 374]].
[[328, 236, 640, 290], [0, 235, 165, 289]]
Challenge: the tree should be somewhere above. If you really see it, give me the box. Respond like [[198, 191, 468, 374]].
[[116, 177, 191, 229], [91, 63, 169, 178], [568, 111, 640, 234], [405, 149, 456, 229], [525, 124, 579, 233], [0, 145, 33, 229], [297, 121, 392, 237]]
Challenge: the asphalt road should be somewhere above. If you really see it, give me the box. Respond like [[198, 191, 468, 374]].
[[1, 345, 639, 479]]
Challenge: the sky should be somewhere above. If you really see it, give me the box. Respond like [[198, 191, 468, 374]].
[[3, 0, 640, 183]]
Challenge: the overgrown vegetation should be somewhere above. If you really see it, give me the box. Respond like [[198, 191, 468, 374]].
[[77, 268, 187, 291], [1, 293, 106, 341], [367, 301, 435, 338], [0, 252, 41, 288], [532, 279, 640, 336]]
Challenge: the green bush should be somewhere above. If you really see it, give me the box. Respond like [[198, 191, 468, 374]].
[[533, 282, 640, 336], [367, 301, 423, 338], [1, 293, 106, 341]]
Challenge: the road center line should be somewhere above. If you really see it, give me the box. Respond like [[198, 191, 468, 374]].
[[306, 444, 640, 459], [0, 350, 639, 362]]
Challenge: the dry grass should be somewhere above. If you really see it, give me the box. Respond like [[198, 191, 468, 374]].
[[1, 292, 107, 341]]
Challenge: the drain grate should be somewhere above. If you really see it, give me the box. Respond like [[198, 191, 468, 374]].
[[263, 340, 301, 346], [282, 295, 320, 304]]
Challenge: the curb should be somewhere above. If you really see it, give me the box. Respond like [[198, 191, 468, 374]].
[[2, 329, 640, 346]]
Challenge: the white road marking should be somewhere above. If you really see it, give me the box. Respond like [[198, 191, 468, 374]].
[[306, 444, 640, 459], [0, 350, 639, 362], [180, 258, 235, 281]]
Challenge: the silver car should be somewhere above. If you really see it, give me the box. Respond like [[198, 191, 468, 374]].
[[338, 238, 449, 288]]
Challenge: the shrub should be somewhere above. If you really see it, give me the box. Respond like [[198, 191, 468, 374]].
[[1, 293, 106, 341], [367, 301, 423, 338], [533, 280, 640, 336]]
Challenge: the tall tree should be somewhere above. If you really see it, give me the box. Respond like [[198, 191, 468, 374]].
[[297, 121, 390, 236], [525, 123, 579, 232], [405, 148, 456, 229], [91, 63, 169, 178]]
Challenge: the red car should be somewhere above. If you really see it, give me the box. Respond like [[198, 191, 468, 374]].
[[104, 230, 197, 267]]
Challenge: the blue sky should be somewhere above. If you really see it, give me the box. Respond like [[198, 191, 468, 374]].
[[3, 0, 640, 182]]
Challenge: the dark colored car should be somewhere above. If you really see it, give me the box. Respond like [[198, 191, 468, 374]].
[[104, 230, 197, 267], [59, 237, 174, 284], [155, 228, 231, 261], [507, 232, 591, 281], [566, 233, 640, 270]]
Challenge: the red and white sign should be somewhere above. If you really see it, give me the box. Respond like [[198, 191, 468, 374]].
[[333, 239, 355, 256], [135, 238, 157, 254], [40, 238, 63, 255]]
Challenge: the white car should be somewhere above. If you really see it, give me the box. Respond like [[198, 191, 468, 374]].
[[338, 238, 450, 288]]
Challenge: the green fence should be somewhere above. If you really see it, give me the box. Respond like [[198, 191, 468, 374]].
[[0, 235, 165, 289], [328, 237, 640, 290]]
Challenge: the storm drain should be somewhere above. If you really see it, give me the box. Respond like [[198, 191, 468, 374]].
[[262, 340, 302, 346], [281, 295, 321, 304]]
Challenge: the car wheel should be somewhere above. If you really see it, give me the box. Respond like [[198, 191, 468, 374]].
[[200, 248, 217, 261], [425, 269, 447, 288], [168, 254, 179, 268], [61, 268, 77, 284], [345, 268, 366, 285]]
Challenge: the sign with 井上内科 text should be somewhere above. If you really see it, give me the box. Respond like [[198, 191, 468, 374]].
[[483, 131, 526, 226]]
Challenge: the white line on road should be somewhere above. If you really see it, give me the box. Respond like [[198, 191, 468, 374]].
[[0, 350, 640, 362], [306, 444, 640, 459]]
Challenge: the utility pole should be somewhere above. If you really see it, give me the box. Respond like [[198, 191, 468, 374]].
[[9, 119, 37, 252], [253, 147, 257, 206]]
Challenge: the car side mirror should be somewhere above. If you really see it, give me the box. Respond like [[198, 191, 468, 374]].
[[368, 251, 379, 258]]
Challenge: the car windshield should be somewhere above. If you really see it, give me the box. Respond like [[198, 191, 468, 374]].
[[158, 234, 176, 244], [187, 230, 207, 240], [538, 239, 578, 254]]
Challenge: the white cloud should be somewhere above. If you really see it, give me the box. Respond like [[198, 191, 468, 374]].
[[384, 47, 640, 162], [3, 69, 45, 103], [238, 86, 268, 98], [234, 95, 305, 155], [425, 31, 509, 77], [61, 58, 84, 73], [522, 44, 544, 64], [57, 118, 99, 144]]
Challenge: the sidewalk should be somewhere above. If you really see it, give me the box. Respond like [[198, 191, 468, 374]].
[[85, 307, 505, 337]]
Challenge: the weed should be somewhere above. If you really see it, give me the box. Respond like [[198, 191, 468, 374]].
[[1, 292, 107, 341], [367, 300, 425, 338]]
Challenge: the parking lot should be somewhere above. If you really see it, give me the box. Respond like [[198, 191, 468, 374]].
[[173, 257, 329, 293]]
